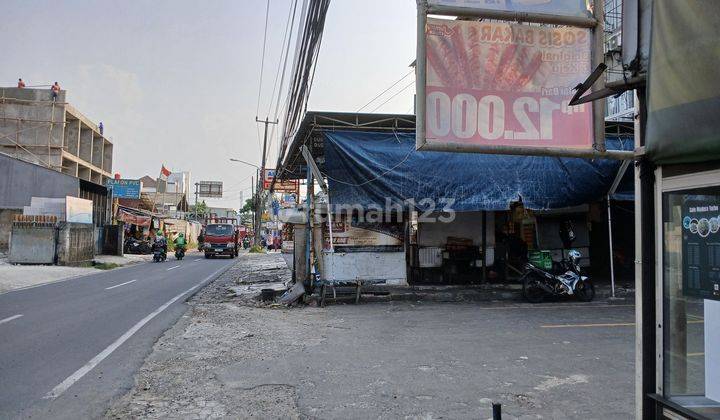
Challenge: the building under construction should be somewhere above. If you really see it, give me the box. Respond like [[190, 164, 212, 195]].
[[0, 87, 113, 185]]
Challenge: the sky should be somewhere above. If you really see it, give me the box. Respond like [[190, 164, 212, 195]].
[[2, 0, 417, 209]]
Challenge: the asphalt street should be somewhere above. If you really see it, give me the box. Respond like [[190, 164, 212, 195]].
[[0, 251, 237, 419]]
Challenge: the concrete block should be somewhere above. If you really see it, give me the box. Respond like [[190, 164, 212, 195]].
[[8, 223, 56, 264]]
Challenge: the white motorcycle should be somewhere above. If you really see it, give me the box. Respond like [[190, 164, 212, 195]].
[[522, 250, 595, 303]]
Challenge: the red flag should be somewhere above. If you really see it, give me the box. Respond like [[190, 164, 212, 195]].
[[160, 165, 171, 180]]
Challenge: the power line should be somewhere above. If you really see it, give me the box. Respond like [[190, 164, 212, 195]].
[[255, 0, 272, 117], [369, 79, 415, 113], [356, 69, 414, 113]]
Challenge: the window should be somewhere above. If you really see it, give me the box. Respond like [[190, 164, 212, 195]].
[[662, 186, 720, 417]]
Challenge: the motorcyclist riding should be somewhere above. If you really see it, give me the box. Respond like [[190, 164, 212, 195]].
[[154, 231, 167, 253], [174, 233, 186, 251]]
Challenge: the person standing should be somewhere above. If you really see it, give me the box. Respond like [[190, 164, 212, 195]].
[[51, 82, 60, 100], [98, 122, 104, 135], [17, 78, 25, 88]]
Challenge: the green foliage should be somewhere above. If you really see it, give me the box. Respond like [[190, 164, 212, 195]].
[[194, 200, 209, 215], [240, 198, 254, 214], [94, 262, 121, 270]]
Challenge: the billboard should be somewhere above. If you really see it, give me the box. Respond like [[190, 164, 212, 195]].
[[106, 179, 142, 199], [263, 168, 300, 193], [197, 181, 223, 198], [427, 0, 592, 18], [422, 18, 593, 150]]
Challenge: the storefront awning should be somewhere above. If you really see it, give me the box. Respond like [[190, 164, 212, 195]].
[[323, 130, 633, 211]]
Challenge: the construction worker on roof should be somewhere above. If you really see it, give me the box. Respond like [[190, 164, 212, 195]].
[[17, 78, 25, 88], [51, 82, 60, 100]]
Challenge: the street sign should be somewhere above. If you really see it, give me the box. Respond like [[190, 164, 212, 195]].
[[197, 181, 223, 198], [106, 179, 142, 199]]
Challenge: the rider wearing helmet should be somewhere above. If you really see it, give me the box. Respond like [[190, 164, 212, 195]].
[[174, 233, 187, 251]]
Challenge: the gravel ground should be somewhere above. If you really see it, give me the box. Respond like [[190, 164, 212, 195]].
[[106, 252, 635, 419]]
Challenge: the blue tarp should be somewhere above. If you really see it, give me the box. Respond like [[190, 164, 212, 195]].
[[323, 131, 633, 212]]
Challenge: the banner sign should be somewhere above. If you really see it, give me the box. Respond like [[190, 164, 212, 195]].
[[423, 18, 593, 150], [106, 179, 142, 199], [263, 168, 300, 193], [682, 195, 720, 301], [117, 209, 152, 227], [427, 0, 592, 18], [197, 181, 223, 198], [323, 218, 403, 251]]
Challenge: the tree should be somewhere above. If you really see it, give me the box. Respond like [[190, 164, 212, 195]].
[[240, 198, 254, 214], [194, 200, 208, 216]]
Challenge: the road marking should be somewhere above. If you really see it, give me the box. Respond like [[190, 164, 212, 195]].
[[475, 304, 635, 311], [105, 280, 137, 290], [688, 352, 705, 357], [542, 322, 636, 328], [0, 314, 23, 325], [166, 265, 181, 271], [43, 263, 231, 400], [542, 318, 702, 329]]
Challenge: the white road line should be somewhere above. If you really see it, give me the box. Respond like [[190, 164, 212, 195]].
[[166, 265, 181, 271], [105, 280, 137, 290], [0, 314, 23, 325], [43, 264, 230, 400]]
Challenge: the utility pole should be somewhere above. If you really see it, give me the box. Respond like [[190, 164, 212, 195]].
[[255, 116, 278, 247]]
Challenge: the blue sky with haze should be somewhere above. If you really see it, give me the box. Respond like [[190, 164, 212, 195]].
[[2, 0, 416, 208]]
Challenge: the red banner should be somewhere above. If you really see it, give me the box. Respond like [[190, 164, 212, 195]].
[[424, 19, 593, 149]]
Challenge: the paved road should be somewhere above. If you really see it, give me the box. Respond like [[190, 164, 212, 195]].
[[0, 252, 236, 419]]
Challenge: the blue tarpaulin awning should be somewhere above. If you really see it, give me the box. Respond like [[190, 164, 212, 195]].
[[323, 130, 634, 212]]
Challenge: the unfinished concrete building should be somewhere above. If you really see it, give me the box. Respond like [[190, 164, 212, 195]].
[[0, 87, 113, 186]]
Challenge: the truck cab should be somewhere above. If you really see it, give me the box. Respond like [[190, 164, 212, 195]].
[[202, 223, 238, 259]]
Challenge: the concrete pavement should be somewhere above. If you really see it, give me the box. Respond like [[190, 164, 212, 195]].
[[109, 252, 637, 419], [0, 251, 237, 419]]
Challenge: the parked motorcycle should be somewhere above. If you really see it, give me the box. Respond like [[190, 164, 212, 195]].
[[521, 250, 594, 303], [152, 243, 167, 262], [175, 247, 185, 260], [124, 237, 152, 254]]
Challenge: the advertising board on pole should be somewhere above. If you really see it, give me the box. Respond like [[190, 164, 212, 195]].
[[423, 18, 593, 150], [106, 179, 142, 199], [427, 0, 592, 18], [197, 181, 223, 198], [263, 168, 300, 193]]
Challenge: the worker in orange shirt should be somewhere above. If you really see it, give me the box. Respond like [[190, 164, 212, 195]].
[[17, 78, 26, 88], [51, 82, 60, 100]]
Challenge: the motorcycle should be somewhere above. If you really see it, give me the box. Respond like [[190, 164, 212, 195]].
[[124, 237, 152, 254], [152, 243, 167, 262], [521, 250, 594, 303], [174, 246, 185, 260]]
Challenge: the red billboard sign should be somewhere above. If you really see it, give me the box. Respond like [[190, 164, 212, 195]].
[[263, 168, 299, 193], [423, 18, 593, 150]]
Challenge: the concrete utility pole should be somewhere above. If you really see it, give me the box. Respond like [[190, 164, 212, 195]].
[[255, 116, 278, 247]]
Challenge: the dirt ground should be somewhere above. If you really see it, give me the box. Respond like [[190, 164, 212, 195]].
[[106, 252, 635, 419]]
